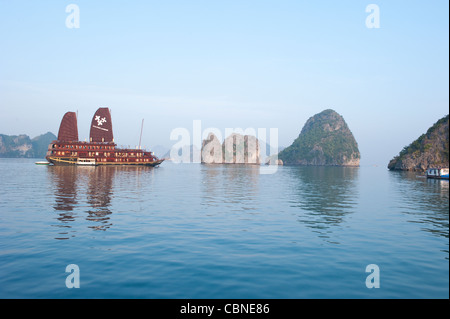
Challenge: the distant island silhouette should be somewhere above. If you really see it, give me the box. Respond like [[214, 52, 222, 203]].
[[0, 132, 56, 158]]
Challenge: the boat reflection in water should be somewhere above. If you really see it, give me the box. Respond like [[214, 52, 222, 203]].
[[86, 166, 114, 230], [48, 165, 154, 239]]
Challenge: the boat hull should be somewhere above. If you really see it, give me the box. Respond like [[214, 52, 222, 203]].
[[47, 156, 164, 167], [426, 168, 449, 180], [427, 175, 449, 180]]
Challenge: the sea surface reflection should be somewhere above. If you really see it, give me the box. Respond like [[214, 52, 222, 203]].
[[0, 159, 448, 298], [201, 164, 260, 213], [286, 166, 359, 243], [389, 171, 449, 240]]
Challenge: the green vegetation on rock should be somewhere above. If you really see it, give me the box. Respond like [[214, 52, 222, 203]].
[[388, 115, 449, 171], [0, 132, 56, 158], [279, 109, 360, 166]]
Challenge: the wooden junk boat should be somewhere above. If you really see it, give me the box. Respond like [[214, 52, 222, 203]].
[[45, 108, 164, 167]]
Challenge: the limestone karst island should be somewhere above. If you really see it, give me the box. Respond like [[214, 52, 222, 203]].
[[201, 132, 261, 164], [278, 109, 360, 166], [0, 132, 56, 158], [198, 109, 360, 167], [388, 114, 449, 172]]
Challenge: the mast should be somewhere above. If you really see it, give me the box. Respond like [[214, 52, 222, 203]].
[[139, 119, 144, 149]]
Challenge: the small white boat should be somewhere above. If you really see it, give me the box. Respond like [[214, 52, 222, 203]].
[[35, 161, 51, 165], [76, 158, 97, 166], [426, 168, 449, 180]]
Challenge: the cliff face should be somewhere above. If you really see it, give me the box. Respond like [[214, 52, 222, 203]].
[[201, 133, 223, 164], [201, 133, 260, 164], [0, 134, 32, 157], [388, 115, 449, 171], [278, 109, 360, 166], [0, 132, 56, 158]]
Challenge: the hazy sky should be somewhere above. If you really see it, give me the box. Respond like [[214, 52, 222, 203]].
[[0, 1, 448, 165]]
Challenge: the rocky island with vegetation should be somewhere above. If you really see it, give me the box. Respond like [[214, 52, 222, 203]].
[[201, 132, 260, 164], [278, 109, 360, 166], [388, 114, 449, 171], [0, 132, 56, 158]]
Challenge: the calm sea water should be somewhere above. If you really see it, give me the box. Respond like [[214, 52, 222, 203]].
[[0, 158, 448, 299]]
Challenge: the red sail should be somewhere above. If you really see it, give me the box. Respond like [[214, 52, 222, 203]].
[[89, 107, 114, 143], [57, 112, 79, 142]]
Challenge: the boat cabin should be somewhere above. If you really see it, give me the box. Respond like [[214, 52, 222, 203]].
[[426, 168, 449, 180]]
